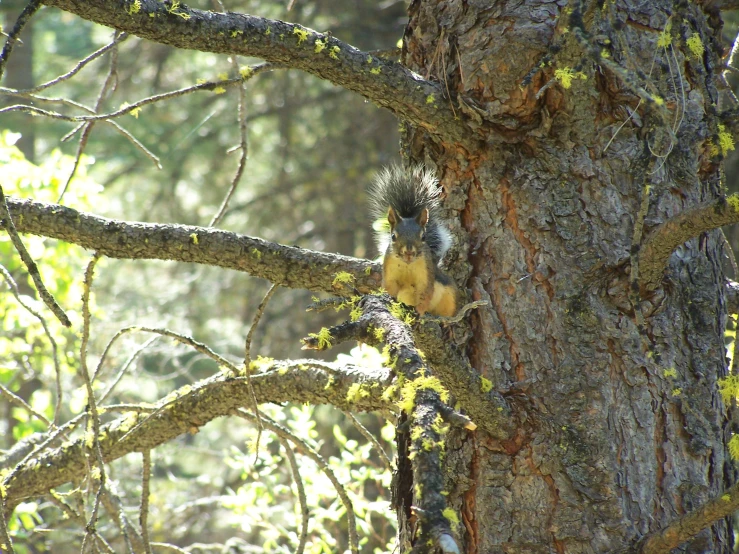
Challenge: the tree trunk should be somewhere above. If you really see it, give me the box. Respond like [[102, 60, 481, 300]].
[[402, 0, 733, 552]]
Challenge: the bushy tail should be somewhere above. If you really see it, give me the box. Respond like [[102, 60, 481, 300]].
[[368, 164, 452, 264]]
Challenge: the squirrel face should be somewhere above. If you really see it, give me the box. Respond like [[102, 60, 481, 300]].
[[388, 207, 429, 263]]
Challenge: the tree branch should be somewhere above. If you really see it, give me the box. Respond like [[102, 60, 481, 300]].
[[637, 478, 739, 553], [2, 360, 391, 511], [2, 196, 381, 295], [638, 195, 739, 291], [39, 0, 472, 144]]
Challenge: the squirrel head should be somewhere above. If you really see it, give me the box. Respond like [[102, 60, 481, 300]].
[[387, 206, 429, 262]]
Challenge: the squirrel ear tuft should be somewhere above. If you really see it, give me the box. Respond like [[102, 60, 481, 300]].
[[387, 207, 399, 228], [417, 207, 429, 227]]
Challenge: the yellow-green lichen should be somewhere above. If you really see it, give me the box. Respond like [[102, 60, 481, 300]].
[[671, 388, 682, 396], [265, 27, 271, 36], [332, 271, 355, 287], [686, 33, 703, 59], [315, 38, 327, 53], [230, 30, 243, 37], [324, 375, 336, 389], [662, 367, 677, 378], [213, 86, 226, 94], [443, 507, 460, 527], [653, 95, 664, 106], [554, 67, 587, 89], [370, 67, 381, 75], [719, 374, 739, 404], [308, 327, 333, 349], [346, 383, 370, 403], [251, 247, 262, 260], [329, 46, 340, 59], [480, 376, 493, 393], [240, 66, 253, 79], [411, 426, 423, 440], [389, 301, 415, 325], [730, 435, 739, 460], [293, 27, 309, 45], [719, 124, 735, 155], [248, 355, 274, 372], [426, 94, 436, 105], [431, 414, 446, 435], [723, 494, 732, 501], [350, 304, 362, 322], [166, 0, 190, 20], [190, 233, 199, 245], [373, 326, 386, 342], [381, 384, 397, 402], [397, 372, 450, 414], [657, 21, 672, 48], [127, 0, 141, 15], [365, 265, 372, 275]]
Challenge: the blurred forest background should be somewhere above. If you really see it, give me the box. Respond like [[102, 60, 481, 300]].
[[4, 1, 739, 553], [0, 0, 408, 552]]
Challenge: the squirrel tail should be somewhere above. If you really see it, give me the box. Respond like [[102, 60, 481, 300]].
[[369, 164, 452, 263]]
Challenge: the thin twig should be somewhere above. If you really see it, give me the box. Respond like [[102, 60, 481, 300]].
[[238, 409, 359, 554], [0, 184, 71, 327], [0, 489, 16, 554], [58, 30, 123, 202], [0, 0, 42, 81], [99, 336, 159, 404], [150, 544, 189, 553], [345, 412, 392, 470], [0, 263, 63, 423], [0, 382, 51, 427], [243, 283, 280, 460], [279, 437, 309, 554], [78, 253, 108, 554], [27, 33, 129, 93], [47, 492, 118, 554], [208, 60, 252, 227], [140, 451, 154, 554], [0, 65, 277, 124], [93, 326, 238, 384]]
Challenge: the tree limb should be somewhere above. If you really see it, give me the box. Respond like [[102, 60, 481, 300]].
[[39, 0, 472, 144], [2, 196, 381, 295], [637, 478, 739, 553], [638, 195, 739, 290], [2, 360, 391, 512]]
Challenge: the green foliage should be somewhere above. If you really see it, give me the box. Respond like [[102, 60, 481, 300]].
[[0, 0, 406, 551]]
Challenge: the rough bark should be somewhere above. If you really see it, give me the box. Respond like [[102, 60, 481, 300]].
[[402, 0, 733, 552]]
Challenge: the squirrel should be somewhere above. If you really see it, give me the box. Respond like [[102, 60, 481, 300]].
[[369, 165, 459, 317]]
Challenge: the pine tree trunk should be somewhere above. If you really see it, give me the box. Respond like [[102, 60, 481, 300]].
[[402, 0, 733, 551]]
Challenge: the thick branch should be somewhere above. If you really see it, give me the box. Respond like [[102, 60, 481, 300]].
[[639, 195, 739, 290], [2, 360, 391, 511], [303, 295, 515, 439], [39, 0, 471, 144], [638, 478, 739, 553], [2, 197, 381, 295]]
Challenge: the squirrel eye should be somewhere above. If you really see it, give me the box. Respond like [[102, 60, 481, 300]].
[[421, 232, 426, 242], [391, 232, 397, 241]]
